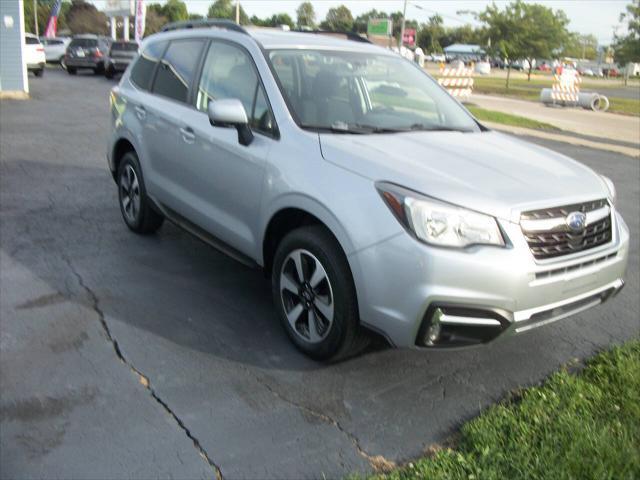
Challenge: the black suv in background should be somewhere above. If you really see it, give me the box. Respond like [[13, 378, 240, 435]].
[[64, 35, 111, 75], [105, 41, 139, 79]]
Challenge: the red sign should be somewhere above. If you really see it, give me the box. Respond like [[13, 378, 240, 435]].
[[403, 28, 416, 46]]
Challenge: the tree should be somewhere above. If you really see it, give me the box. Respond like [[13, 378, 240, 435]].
[[476, 0, 569, 85], [320, 5, 353, 32], [66, 0, 108, 35], [613, 0, 640, 71], [251, 13, 295, 29], [296, 2, 316, 29], [24, 0, 71, 35], [145, 6, 168, 34], [417, 14, 445, 53], [161, 0, 188, 23], [208, 0, 249, 25], [561, 33, 598, 60]]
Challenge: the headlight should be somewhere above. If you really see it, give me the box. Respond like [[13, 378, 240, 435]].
[[377, 182, 505, 248], [600, 175, 616, 205]]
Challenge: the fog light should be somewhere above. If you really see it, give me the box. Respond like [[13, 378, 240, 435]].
[[426, 322, 441, 345]]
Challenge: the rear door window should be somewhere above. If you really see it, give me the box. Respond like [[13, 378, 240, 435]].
[[129, 41, 167, 91], [152, 39, 205, 104], [25, 36, 40, 45]]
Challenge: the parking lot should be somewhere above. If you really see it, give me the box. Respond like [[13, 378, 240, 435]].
[[1, 67, 638, 479]]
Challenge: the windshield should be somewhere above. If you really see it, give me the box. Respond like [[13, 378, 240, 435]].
[[267, 49, 479, 133], [69, 38, 97, 48]]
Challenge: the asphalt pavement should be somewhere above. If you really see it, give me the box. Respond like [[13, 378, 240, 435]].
[[1, 68, 638, 480]]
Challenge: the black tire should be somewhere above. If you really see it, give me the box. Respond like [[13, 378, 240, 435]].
[[272, 226, 369, 361], [105, 66, 114, 79], [67, 67, 77, 75], [117, 152, 164, 234], [34, 68, 44, 77]]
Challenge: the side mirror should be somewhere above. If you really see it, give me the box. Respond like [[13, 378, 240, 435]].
[[208, 99, 254, 146]]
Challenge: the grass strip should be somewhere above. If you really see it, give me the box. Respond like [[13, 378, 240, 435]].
[[361, 340, 640, 480], [465, 105, 560, 131]]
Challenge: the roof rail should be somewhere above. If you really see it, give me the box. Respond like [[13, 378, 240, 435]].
[[291, 29, 372, 44], [161, 19, 248, 34]]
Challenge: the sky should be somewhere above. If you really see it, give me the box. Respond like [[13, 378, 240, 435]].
[[91, 0, 631, 45]]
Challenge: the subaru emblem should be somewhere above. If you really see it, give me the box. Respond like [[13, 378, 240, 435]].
[[566, 211, 587, 232]]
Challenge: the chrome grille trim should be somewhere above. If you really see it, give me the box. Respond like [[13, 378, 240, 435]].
[[520, 199, 613, 260]]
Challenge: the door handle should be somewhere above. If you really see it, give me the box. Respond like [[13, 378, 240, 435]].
[[180, 126, 196, 144], [134, 105, 146, 120]]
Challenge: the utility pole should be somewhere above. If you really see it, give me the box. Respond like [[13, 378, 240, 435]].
[[399, 0, 407, 49], [235, 1, 240, 25], [33, 0, 38, 36]]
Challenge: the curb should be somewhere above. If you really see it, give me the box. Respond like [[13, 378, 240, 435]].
[[483, 121, 639, 159]]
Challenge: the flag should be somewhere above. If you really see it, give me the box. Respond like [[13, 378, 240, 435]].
[[44, 0, 63, 38], [134, 0, 146, 44]]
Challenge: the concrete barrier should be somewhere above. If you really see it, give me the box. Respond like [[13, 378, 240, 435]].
[[540, 88, 610, 112]]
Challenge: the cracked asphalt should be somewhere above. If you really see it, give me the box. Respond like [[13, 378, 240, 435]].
[[1, 68, 638, 480]]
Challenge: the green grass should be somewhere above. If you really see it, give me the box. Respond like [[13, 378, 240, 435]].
[[465, 105, 560, 131], [472, 76, 640, 117], [362, 340, 640, 480]]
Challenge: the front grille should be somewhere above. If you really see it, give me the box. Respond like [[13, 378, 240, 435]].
[[521, 199, 612, 260]]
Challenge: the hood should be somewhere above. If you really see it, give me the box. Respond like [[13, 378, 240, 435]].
[[319, 130, 608, 222]]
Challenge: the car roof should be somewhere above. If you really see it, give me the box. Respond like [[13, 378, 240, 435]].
[[248, 28, 389, 53], [147, 25, 394, 55]]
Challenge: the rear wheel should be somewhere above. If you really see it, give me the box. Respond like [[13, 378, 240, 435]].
[[105, 66, 114, 79], [67, 66, 77, 75], [117, 152, 164, 234], [272, 226, 369, 361], [34, 68, 44, 77]]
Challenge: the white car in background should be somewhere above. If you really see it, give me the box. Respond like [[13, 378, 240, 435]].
[[24, 33, 46, 77], [41, 37, 71, 63]]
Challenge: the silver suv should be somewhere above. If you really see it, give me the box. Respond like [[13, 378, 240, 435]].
[[107, 21, 629, 360]]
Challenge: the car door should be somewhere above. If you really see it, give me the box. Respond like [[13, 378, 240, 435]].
[[140, 39, 206, 211], [177, 40, 277, 257]]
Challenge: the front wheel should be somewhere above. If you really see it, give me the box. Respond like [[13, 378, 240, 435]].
[[272, 226, 368, 361], [117, 152, 164, 234], [67, 66, 77, 75]]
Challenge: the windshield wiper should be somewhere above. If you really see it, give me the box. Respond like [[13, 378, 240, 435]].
[[408, 124, 474, 133], [300, 123, 369, 134]]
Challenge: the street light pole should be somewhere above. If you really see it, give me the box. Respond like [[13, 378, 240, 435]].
[[235, 1, 240, 25], [399, 0, 407, 49], [33, 0, 38, 36]]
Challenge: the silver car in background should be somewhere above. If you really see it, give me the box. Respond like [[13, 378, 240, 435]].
[[105, 41, 139, 79], [107, 20, 628, 361]]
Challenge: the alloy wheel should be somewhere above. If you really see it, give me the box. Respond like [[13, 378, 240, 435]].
[[279, 249, 335, 343], [120, 165, 140, 223]]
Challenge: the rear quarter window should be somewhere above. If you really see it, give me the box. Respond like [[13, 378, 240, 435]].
[[25, 36, 40, 45], [151, 39, 205, 104], [129, 41, 167, 91]]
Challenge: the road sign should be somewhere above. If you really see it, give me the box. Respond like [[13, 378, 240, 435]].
[[104, 0, 134, 17], [367, 18, 392, 36], [403, 28, 416, 47]]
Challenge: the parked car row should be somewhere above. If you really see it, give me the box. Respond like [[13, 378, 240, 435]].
[[25, 34, 138, 79], [64, 35, 138, 78]]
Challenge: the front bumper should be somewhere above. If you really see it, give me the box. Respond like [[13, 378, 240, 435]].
[[350, 209, 629, 348]]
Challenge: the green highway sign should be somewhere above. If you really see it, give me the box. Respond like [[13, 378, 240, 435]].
[[367, 18, 392, 36]]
